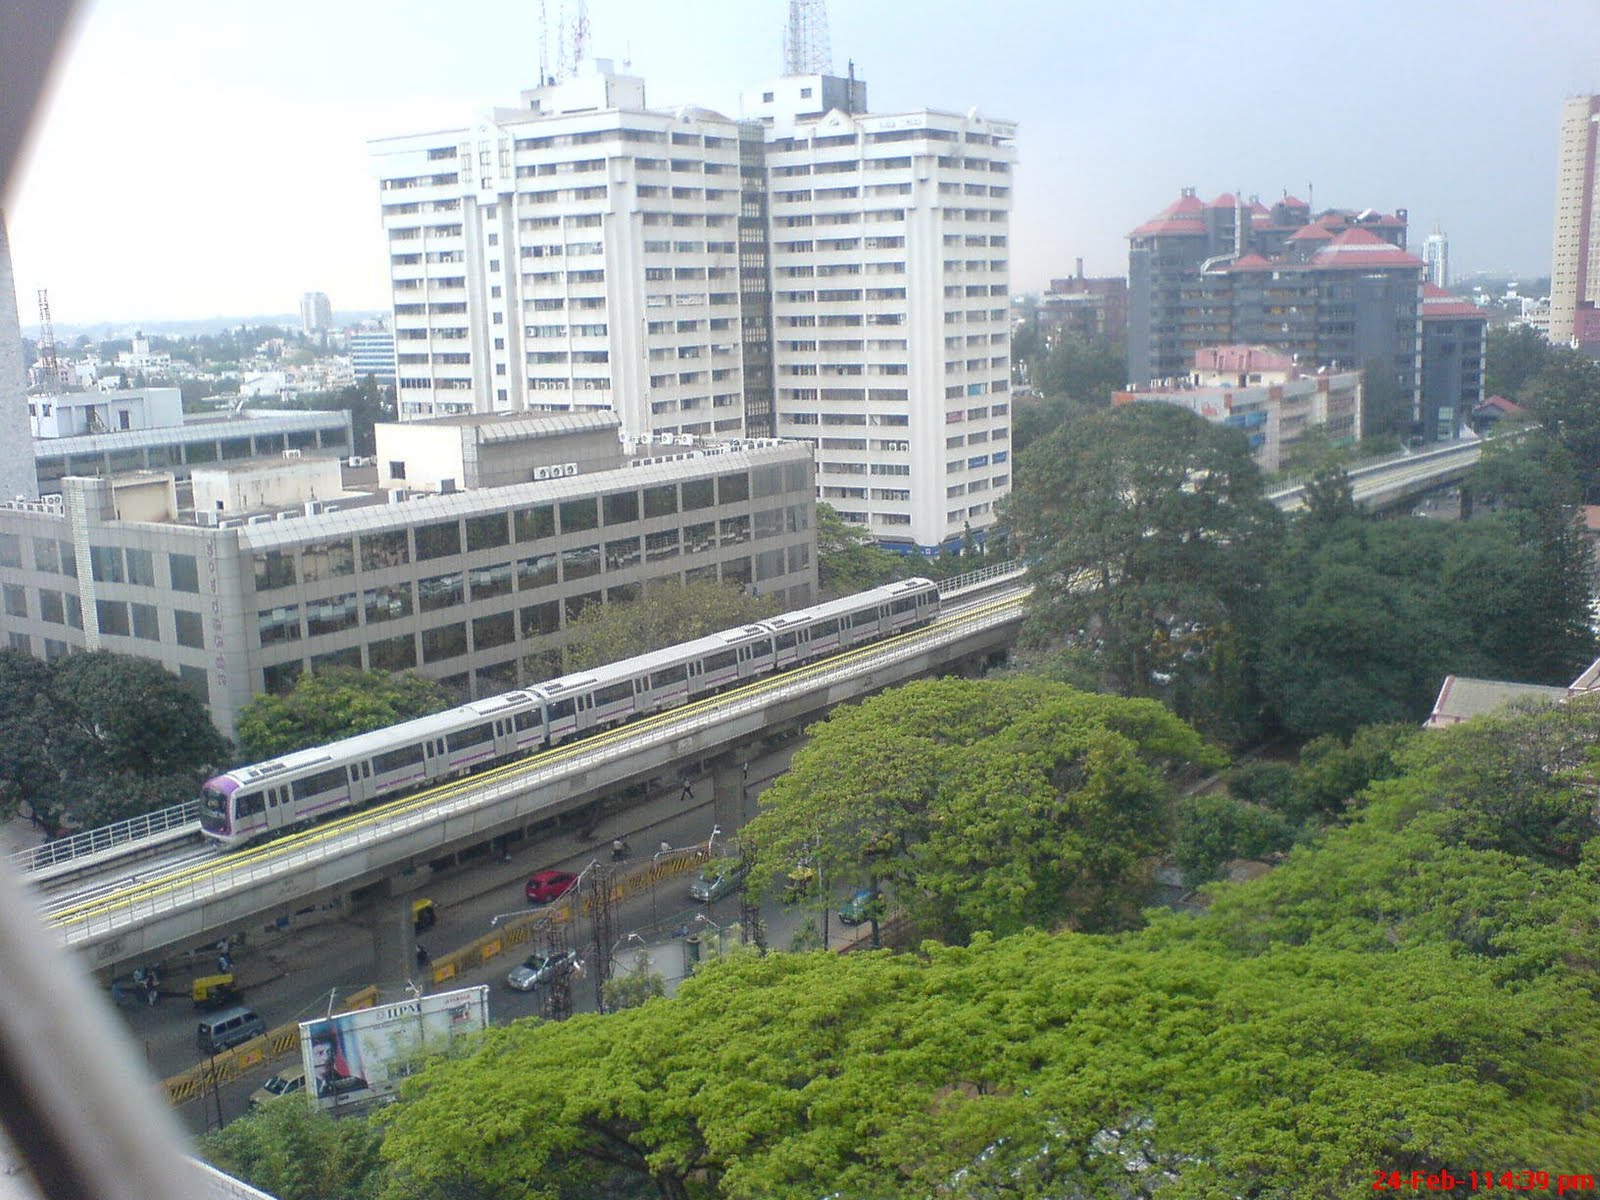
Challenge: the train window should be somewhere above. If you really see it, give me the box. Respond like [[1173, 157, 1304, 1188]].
[[851, 608, 877, 627], [776, 632, 797, 650], [813, 618, 839, 637], [705, 649, 736, 673], [446, 723, 495, 752], [650, 665, 688, 689], [292, 768, 347, 802], [596, 681, 633, 707], [513, 710, 542, 732], [237, 792, 263, 818], [892, 598, 916, 614], [373, 745, 425, 773], [550, 699, 576, 720]]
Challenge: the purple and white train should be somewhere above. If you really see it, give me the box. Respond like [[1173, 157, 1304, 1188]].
[[198, 578, 940, 849]]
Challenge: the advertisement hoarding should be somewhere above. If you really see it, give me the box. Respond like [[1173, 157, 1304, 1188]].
[[298, 985, 489, 1110]]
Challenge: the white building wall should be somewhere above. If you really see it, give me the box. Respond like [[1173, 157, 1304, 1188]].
[[759, 104, 1015, 553], [1550, 95, 1599, 346], [370, 61, 747, 440]]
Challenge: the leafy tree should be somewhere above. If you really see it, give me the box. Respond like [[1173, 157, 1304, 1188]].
[[0, 649, 231, 833], [1006, 402, 1281, 715], [1293, 722, 1417, 818], [1484, 322, 1557, 400], [744, 677, 1216, 943], [1516, 349, 1600, 501], [1173, 792, 1294, 883], [199, 1098, 384, 1200], [1027, 332, 1124, 406], [555, 579, 782, 673], [601, 950, 667, 1012], [813, 502, 921, 598], [235, 668, 449, 761]]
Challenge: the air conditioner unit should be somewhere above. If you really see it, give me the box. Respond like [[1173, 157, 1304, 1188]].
[[560, 462, 579, 477], [534, 465, 554, 480], [283, 448, 302, 459]]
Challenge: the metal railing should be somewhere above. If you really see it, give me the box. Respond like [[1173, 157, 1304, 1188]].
[[11, 800, 200, 874], [53, 587, 1030, 947], [937, 558, 1024, 595]]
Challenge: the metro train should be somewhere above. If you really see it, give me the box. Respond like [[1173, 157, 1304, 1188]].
[[198, 578, 941, 850]]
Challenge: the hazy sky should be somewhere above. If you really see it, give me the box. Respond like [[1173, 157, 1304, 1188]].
[[7, 0, 1598, 327]]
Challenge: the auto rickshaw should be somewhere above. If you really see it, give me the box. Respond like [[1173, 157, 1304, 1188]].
[[191, 973, 238, 1010], [412, 897, 437, 932]]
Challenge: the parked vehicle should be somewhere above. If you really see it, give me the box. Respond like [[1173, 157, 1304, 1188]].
[[412, 897, 437, 932], [196, 1006, 266, 1054], [190, 973, 238, 1010], [505, 950, 580, 992], [198, 580, 941, 849]]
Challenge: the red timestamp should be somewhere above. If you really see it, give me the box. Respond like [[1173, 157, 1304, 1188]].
[[1373, 1169, 1597, 1194]]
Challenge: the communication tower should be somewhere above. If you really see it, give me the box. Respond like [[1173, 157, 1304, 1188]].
[[35, 288, 61, 388], [783, 0, 832, 76]]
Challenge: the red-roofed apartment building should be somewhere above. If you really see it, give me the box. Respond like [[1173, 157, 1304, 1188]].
[[1128, 189, 1436, 441]]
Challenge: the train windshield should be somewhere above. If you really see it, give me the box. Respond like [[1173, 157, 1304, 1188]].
[[199, 785, 230, 833]]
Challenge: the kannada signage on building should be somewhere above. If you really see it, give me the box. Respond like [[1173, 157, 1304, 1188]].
[[298, 986, 489, 1111]]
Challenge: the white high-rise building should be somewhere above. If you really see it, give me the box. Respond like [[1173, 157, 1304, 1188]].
[[744, 73, 1016, 553], [1550, 94, 1600, 349], [369, 60, 747, 438], [300, 291, 332, 335], [1422, 229, 1449, 289], [371, 59, 1016, 554]]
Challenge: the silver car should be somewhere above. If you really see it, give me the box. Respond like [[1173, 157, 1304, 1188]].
[[505, 950, 579, 992]]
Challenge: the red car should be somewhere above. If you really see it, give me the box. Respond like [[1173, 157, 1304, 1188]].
[[525, 869, 579, 904]]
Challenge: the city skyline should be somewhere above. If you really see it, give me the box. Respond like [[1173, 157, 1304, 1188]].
[[7, 0, 1598, 325]]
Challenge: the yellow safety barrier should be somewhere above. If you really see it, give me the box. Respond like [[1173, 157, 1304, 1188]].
[[164, 985, 379, 1106]]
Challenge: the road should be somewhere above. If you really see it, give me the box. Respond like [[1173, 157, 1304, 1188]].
[[96, 737, 869, 1136]]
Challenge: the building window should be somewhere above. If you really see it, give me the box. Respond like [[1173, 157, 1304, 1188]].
[[301, 539, 355, 582], [718, 472, 750, 503], [472, 611, 516, 651], [559, 498, 599, 534], [1, 584, 26, 618], [470, 561, 513, 600], [364, 582, 415, 624], [174, 609, 204, 648], [253, 550, 296, 591], [96, 600, 130, 637], [418, 571, 464, 613], [643, 484, 678, 518], [681, 478, 715, 510], [262, 661, 303, 695], [605, 537, 641, 571], [683, 522, 715, 555], [125, 548, 156, 587], [646, 529, 679, 562], [422, 623, 468, 663], [369, 633, 418, 671], [89, 545, 124, 583], [130, 603, 159, 640], [602, 490, 639, 525], [516, 553, 557, 590], [39, 589, 64, 625], [257, 605, 302, 646], [562, 544, 601, 581], [520, 600, 560, 636], [720, 515, 751, 546], [466, 513, 510, 552], [306, 593, 359, 637], [169, 553, 200, 593], [514, 505, 555, 541], [32, 537, 59, 574], [0, 533, 20, 569], [564, 591, 600, 622]]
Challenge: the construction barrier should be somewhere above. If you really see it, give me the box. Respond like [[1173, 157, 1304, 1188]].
[[164, 985, 379, 1106]]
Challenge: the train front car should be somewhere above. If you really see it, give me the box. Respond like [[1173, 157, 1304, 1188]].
[[198, 776, 240, 845]]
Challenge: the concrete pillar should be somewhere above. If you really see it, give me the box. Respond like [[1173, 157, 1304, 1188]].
[[711, 757, 748, 833], [366, 890, 419, 992]]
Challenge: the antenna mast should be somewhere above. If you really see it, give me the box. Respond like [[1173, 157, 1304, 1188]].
[[36, 289, 61, 389], [783, 0, 832, 75]]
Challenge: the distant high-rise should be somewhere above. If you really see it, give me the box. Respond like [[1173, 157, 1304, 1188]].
[[300, 291, 332, 335], [0, 213, 38, 502], [1550, 95, 1600, 351], [1422, 229, 1449, 288]]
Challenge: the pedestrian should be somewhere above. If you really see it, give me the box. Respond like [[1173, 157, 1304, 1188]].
[[416, 944, 429, 969], [217, 951, 233, 974], [612, 838, 627, 862], [681, 781, 694, 802], [660, 839, 672, 855], [144, 972, 159, 1006]]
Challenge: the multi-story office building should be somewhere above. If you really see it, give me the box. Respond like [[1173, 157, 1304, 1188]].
[[1128, 190, 1424, 439], [368, 60, 747, 438], [372, 59, 1016, 556], [301, 291, 333, 335], [1550, 94, 1600, 353], [1420, 284, 1487, 442], [0, 413, 816, 737], [743, 73, 1016, 553], [1114, 345, 1361, 473], [1040, 261, 1128, 345], [349, 329, 397, 385]]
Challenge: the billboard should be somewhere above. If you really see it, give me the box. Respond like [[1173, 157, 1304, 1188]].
[[298, 986, 489, 1111]]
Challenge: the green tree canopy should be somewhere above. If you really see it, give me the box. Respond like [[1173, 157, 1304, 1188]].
[[235, 668, 450, 761], [813, 502, 923, 598], [743, 676, 1216, 943], [0, 649, 231, 834], [199, 1096, 384, 1200], [1483, 322, 1559, 401], [1006, 402, 1281, 717], [554, 579, 782, 673]]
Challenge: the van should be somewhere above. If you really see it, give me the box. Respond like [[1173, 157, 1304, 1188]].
[[196, 1005, 266, 1055]]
